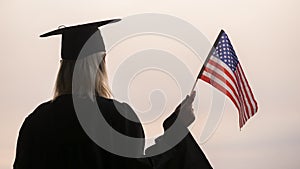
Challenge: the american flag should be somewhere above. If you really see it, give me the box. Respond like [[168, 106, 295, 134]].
[[198, 30, 258, 128]]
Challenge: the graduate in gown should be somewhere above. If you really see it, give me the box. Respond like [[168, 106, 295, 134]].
[[13, 19, 213, 169]]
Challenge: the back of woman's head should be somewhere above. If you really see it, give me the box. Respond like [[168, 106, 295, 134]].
[[54, 52, 112, 100]]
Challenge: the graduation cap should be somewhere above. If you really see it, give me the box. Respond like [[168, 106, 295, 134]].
[[40, 19, 121, 60]]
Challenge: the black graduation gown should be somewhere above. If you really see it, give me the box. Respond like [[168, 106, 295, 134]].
[[14, 94, 212, 169]]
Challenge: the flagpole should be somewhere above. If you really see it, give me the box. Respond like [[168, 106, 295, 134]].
[[190, 30, 225, 95]]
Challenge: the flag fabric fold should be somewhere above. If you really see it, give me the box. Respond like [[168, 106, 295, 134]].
[[198, 30, 258, 128]]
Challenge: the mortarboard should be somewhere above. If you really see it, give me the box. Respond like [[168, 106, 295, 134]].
[[40, 19, 121, 60]]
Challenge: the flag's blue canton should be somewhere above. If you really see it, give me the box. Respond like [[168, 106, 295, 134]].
[[213, 32, 239, 72]]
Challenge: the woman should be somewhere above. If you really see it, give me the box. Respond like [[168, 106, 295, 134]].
[[14, 19, 212, 169]]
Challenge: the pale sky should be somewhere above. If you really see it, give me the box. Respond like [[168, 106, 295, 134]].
[[1, 0, 300, 168]]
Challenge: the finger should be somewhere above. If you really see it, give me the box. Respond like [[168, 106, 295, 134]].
[[191, 90, 196, 97], [190, 90, 196, 99], [186, 92, 196, 104], [179, 91, 196, 109]]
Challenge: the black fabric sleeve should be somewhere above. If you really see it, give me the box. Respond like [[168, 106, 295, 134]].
[[122, 102, 213, 169], [145, 106, 213, 169]]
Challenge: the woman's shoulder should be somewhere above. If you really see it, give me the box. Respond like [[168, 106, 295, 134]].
[[96, 96, 137, 118], [23, 95, 138, 124], [96, 96, 144, 136], [18, 100, 53, 136], [23, 95, 74, 125], [25, 100, 52, 121]]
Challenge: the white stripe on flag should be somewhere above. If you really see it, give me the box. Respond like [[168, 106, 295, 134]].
[[237, 65, 257, 115], [234, 70, 251, 121], [202, 71, 241, 109], [206, 62, 239, 97]]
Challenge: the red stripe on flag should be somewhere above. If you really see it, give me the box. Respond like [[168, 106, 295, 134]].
[[205, 59, 237, 87], [234, 71, 249, 126], [238, 65, 258, 114], [203, 66, 240, 103], [236, 66, 253, 118], [200, 74, 240, 111]]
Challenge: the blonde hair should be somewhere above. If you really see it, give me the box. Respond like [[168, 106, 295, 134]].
[[54, 52, 112, 100]]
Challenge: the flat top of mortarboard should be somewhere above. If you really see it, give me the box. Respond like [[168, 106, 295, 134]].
[[39, 19, 121, 37]]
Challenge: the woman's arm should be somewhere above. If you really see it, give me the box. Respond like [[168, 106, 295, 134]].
[[145, 91, 213, 169]]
